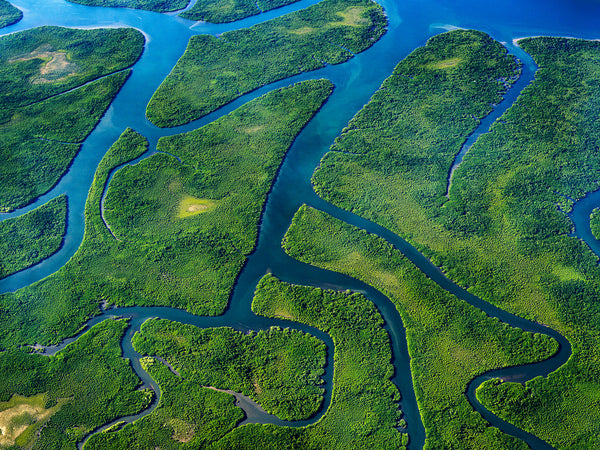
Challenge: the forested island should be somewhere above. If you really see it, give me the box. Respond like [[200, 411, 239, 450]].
[[2, 0, 600, 449], [146, 0, 386, 127]]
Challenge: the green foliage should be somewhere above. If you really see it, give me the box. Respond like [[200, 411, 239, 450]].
[[0, 0, 22, 28], [441, 37, 600, 448], [66, 0, 189, 12], [132, 319, 326, 420], [0, 70, 132, 211], [0, 128, 148, 349], [0, 80, 332, 349], [0, 26, 144, 121], [65, 0, 301, 21], [0, 195, 67, 280], [476, 340, 600, 450], [180, 0, 301, 24], [0, 26, 144, 211], [0, 319, 152, 449], [313, 29, 519, 218], [86, 318, 326, 449], [283, 205, 558, 449], [214, 274, 407, 449], [590, 208, 600, 240], [147, 0, 386, 127], [310, 31, 600, 447], [85, 360, 244, 449]]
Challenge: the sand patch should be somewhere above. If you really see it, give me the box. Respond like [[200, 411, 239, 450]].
[[289, 26, 316, 35], [241, 125, 264, 134], [273, 308, 294, 320], [178, 195, 217, 218], [253, 378, 263, 394], [167, 418, 195, 443], [332, 6, 370, 27], [9, 45, 80, 84], [426, 57, 462, 70], [0, 393, 66, 447]]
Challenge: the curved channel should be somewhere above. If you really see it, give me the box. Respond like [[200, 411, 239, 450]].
[[5, 0, 600, 448]]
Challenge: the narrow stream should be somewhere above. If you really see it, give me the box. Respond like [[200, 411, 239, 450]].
[[4, 0, 600, 449], [446, 41, 538, 196]]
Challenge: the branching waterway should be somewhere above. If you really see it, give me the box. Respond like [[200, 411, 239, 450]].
[[4, 0, 600, 448]]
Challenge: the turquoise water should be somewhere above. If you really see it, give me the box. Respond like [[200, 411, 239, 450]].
[[2, 0, 600, 447]]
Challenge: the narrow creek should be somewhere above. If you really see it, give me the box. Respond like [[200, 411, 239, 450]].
[[4, 0, 600, 448]]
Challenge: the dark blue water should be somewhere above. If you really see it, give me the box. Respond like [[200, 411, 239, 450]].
[[3, 0, 600, 448]]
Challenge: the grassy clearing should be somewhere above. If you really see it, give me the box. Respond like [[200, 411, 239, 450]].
[[426, 57, 462, 69], [0, 26, 144, 211], [147, 0, 385, 127], [0, 195, 67, 280], [332, 6, 370, 27], [0, 393, 65, 448], [283, 205, 558, 449], [177, 195, 217, 218], [312, 30, 600, 447]]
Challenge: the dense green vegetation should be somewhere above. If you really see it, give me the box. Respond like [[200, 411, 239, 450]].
[[210, 274, 408, 449], [133, 320, 326, 420], [0, 195, 67, 280], [99, 275, 408, 449], [101, 79, 332, 311], [313, 29, 519, 219], [0, 80, 332, 349], [590, 208, 600, 240], [312, 31, 600, 447], [0, 128, 148, 348], [0, 319, 151, 449], [147, 0, 386, 127], [0, 26, 144, 121], [0, 0, 22, 28], [180, 0, 301, 24], [1, 70, 132, 212], [85, 357, 244, 449], [66, 0, 189, 12], [65, 0, 302, 21], [283, 205, 558, 448], [86, 320, 326, 448], [0, 26, 144, 211], [456, 37, 600, 449]]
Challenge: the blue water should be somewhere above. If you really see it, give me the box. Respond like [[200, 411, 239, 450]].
[[3, 0, 600, 448]]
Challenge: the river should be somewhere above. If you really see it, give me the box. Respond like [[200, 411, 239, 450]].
[[2, 0, 600, 448]]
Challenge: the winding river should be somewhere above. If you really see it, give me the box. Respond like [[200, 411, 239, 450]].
[[3, 0, 600, 448]]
